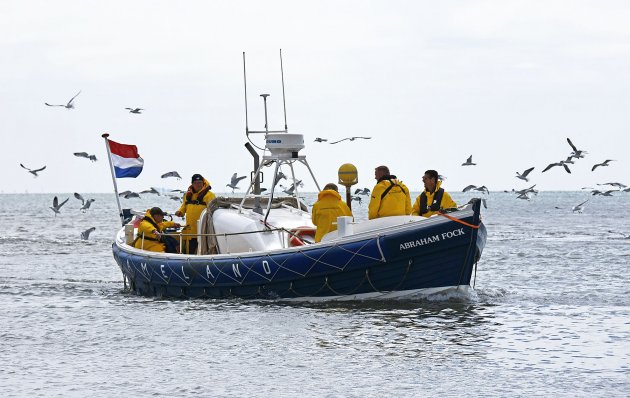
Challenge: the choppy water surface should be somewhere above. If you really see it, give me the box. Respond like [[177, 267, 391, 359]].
[[0, 192, 628, 397]]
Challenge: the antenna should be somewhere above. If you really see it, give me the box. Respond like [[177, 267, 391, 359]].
[[243, 52, 249, 133], [280, 49, 288, 131], [260, 94, 270, 132]]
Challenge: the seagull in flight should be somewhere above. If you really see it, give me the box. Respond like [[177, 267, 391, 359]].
[[20, 163, 46, 177], [354, 188, 371, 195], [140, 187, 161, 195], [567, 138, 587, 158], [50, 196, 69, 216], [80, 227, 96, 240], [73, 152, 97, 162], [81, 199, 95, 212], [592, 160, 615, 171], [161, 171, 182, 179], [591, 189, 614, 196], [314, 137, 328, 143], [281, 184, 296, 195], [118, 190, 140, 199], [515, 167, 535, 182], [226, 173, 247, 192], [125, 108, 143, 114], [45, 91, 81, 109], [461, 155, 476, 166], [74, 192, 86, 205], [462, 185, 489, 194], [329, 137, 372, 144], [572, 199, 589, 213], [514, 184, 537, 196], [351, 196, 363, 205], [273, 170, 287, 188], [542, 161, 571, 174]]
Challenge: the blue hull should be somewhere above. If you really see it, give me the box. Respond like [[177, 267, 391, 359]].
[[112, 200, 486, 300]]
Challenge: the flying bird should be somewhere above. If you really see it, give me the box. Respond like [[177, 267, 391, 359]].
[[592, 160, 615, 171], [73, 152, 97, 162], [50, 196, 69, 216], [125, 108, 143, 114], [281, 184, 296, 195], [161, 171, 182, 179], [20, 163, 46, 177], [226, 173, 247, 191], [118, 190, 140, 199], [516, 167, 535, 182], [351, 196, 363, 205], [572, 199, 589, 213], [140, 187, 161, 195], [354, 188, 371, 195], [45, 91, 81, 109], [314, 138, 328, 142], [438, 174, 447, 181], [597, 182, 627, 189], [542, 161, 571, 174], [80, 227, 96, 240], [515, 184, 537, 196], [461, 155, 476, 166], [74, 192, 86, 205], [591, 189, 614, 196], [462, 185, 489, 194], [273, 171, 287, 187], [329, 137, 372, 144], [81, 199, 95, 212], [567, 138, 587, 158]]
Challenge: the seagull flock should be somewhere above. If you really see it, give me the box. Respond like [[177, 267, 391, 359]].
[[460, 137, 625, 212]]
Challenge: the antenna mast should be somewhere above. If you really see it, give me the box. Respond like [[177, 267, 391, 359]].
[[243, 52, 249, 133], [280, 48, 288, 131]]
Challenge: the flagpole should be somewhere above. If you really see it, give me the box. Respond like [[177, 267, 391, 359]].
[[102, 133, 124, 225]]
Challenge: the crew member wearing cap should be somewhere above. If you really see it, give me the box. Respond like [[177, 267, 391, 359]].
[[134, 207, 181, 252], [175, 174, 216, 254]]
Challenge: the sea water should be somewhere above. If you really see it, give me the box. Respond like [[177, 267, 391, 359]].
[[0, 192, 628, 397]]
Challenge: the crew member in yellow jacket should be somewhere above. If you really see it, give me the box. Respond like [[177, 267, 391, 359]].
[[175, 173, 216, 254], [411, 169, 457, 217], [368, 165, 411, 220], [134, 207, 181, 252], [312, 183, 353, 242]]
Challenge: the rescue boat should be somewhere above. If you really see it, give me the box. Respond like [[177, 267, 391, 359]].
[[111, 132, 486, 300], [109, 52, 487, 301]]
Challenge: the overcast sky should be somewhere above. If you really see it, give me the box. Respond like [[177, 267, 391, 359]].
[[2, 0, 629, 195]]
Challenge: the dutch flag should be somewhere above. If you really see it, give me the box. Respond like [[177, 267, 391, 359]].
[[107, 139, 144, 178]]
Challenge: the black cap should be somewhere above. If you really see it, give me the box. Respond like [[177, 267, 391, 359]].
[[191, 174, 203, 183], [149, 207, 165, 216]]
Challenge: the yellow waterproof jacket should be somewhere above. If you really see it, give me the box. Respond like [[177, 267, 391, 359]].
[[177, 179, 216, 239], [368, 176, 411, 220], [311, 189, 353, 242], [411, 181, 457, 217], [134, 210, 178, 252]]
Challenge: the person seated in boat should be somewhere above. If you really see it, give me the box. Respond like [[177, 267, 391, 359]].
[[312, 183, 353, 242], [174, 173, 216, 254], [368, 165, 411, 220], [411, 169, 457, 217], [134, 207, 181, 253]]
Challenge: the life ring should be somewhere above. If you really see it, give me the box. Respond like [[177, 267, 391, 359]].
[[288, 227, 316, 247]]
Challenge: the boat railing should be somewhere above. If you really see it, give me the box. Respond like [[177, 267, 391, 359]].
[[135, 226, 310, 254]]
